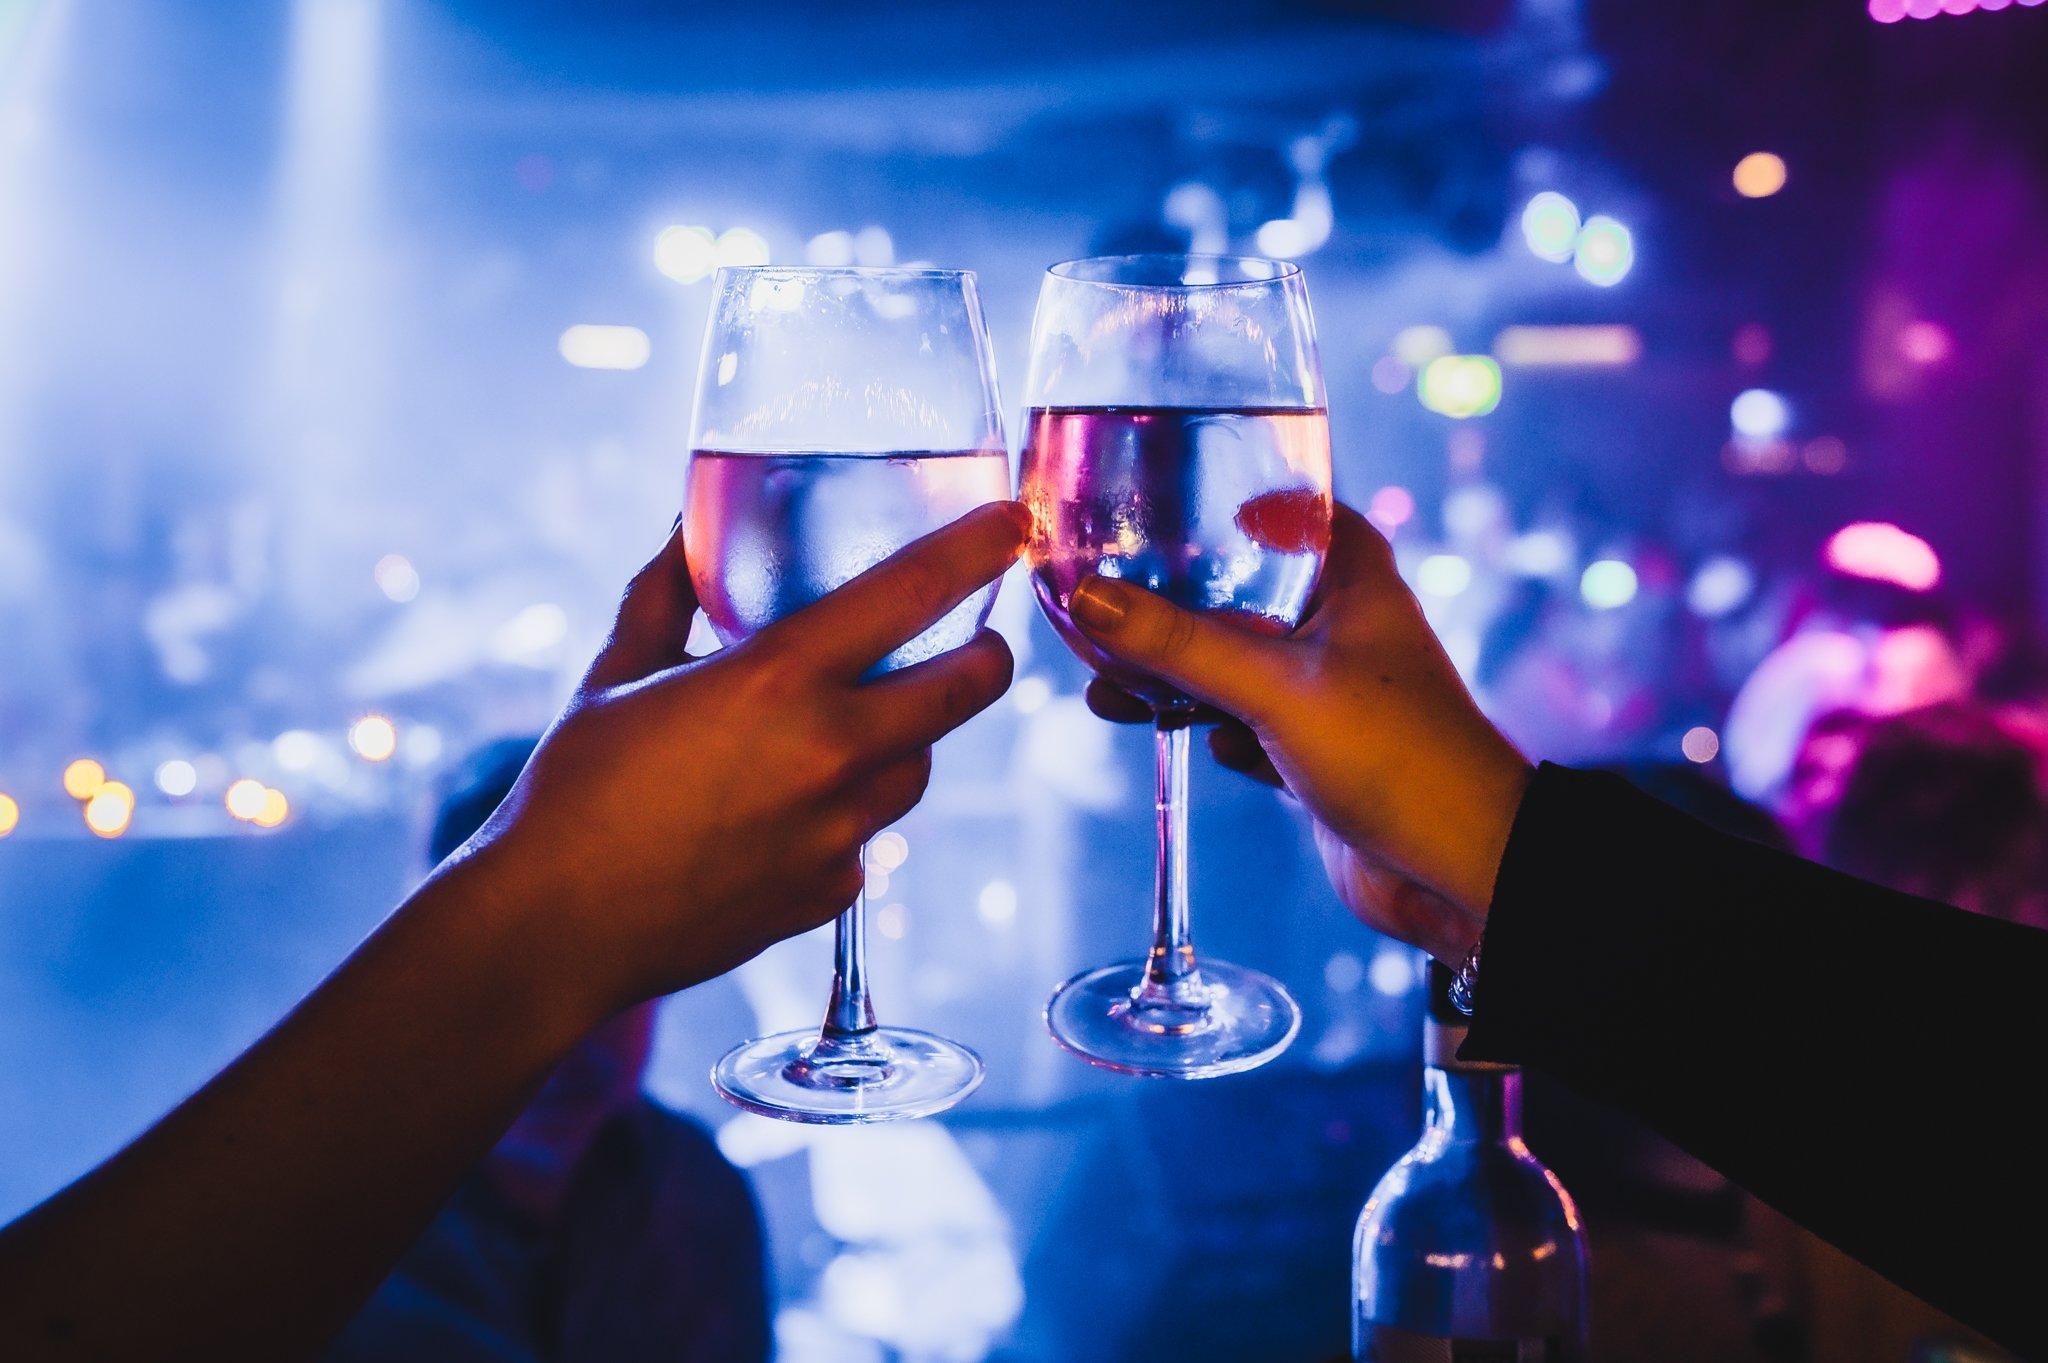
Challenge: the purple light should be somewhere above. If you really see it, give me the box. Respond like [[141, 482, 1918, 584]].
[[1369, 485, 1416, 530], [1825, 523, 1941, 592], [1872, 0, 2038, 15]]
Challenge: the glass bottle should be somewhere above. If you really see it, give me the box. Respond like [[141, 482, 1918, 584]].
[[1352, 960, 1588, 1360]]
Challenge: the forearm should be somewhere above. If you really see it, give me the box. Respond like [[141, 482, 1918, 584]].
[[0, 851, 606, 1362], [1463, 763, 2046, 1358]]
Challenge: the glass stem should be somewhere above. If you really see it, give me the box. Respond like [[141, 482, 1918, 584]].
[[1134, 718, 1207, 1012], [822, 891, 877, 1038], [809, 846, 888, 1067]]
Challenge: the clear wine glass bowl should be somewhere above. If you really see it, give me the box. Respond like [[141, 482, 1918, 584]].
[[1019, 254, 1331, 1078], [685, 266, 1008, 1122]]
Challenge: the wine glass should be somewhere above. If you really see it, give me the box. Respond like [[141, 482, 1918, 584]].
[[684, 266, 1010, 1123], [1019, 254, 1331, 1078]]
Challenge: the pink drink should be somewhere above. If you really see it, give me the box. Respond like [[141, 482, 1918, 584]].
[[684, 449, 1011, 674], [1019, 405, 1332, 706]]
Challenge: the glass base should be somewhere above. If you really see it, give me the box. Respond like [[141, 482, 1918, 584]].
[[712, 1026, 985, 1125], [1045, 958, 1301, 1079]]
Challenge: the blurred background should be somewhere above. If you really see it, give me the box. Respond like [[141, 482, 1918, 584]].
[[4, 1, 2047, 1359]]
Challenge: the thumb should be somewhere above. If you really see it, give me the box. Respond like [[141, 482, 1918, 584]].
[[584, 517, 701, 692], [1067, 576, 1293, 721]]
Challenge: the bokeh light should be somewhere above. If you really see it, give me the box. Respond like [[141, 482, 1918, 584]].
[[805, 229, 855, 267], [1506, 529, 1574, 577], [225, 778, 269, 821], [253, 788, 290, 829], [1681, 726, 1722, 763], [373, 553, 420, 603], [977, 879, 1018, 927], [714, 227, 771, 267], [349, 715, 399, 762], [1899, 319, 1953, 365], [1011, 676, 1052, 713], [84, 785, 133, 838], [0, 793, 19, 837], [1580, 559, 1640, 609], [558, 324, 650, 371], [1416, 554, 1474, 597], [1826, 522, 1942, 591], [62, 759, 106, 800], [1732, 152, 1788, 199], [1369, 948, 1416, 997], [1730, 388, 1792, 440], [654, 224, 717, 282], [1519, 191, 1581, 262], [1572, 216, 1634, 287], [1368, 485, 1416, 530], [1370, 356, 1412, 394], [870, 830, 910, 871], [273, 730, 325, 772], [1392, 325, 1454, 366], [154, 759, 198, 797], [1417, 355, 1503, 419], [1687, 556, 1756, 617]]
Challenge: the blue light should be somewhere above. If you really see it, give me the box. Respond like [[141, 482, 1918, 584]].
[[1730, 388, 1791, 440], [1520, 192, 1581, 263], [1580, 559, 1639, 609], [1573, 216, 1634, 287]]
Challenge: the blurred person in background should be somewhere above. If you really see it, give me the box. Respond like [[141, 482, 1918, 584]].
[[1804, 703, 2047, 931], [1065, 502, 2046, 1359], [322, 737, 770, 1363], [0, 503, 1030, 1362]]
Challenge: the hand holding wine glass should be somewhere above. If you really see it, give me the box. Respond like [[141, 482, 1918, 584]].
[[476, 500, 1030, 1013], [1020, 254, 1333, 1078], [1068, 502, 1534, 964], [685, 265, 1014, 1122]]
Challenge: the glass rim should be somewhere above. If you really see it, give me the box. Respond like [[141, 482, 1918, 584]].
[[711, 264, 975, 282], [1045, 253, 1303, 291]]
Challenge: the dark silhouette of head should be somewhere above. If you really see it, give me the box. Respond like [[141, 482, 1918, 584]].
[[429, 735, 540, 864], [1815, 703, 2048, 929]]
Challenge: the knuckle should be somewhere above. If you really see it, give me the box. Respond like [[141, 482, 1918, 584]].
[[894, 557, 954, 620], [1153, 607, 1200, 663]]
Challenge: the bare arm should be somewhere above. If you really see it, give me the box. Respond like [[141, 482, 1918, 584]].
[[0, 501, 1030, 1362]]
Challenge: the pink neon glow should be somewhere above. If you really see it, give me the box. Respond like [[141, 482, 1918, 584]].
[[1825, 522, 1942, 592], [1874, 0, 2039, 15], [1899, 320, 1953, 364], [1368, 485, 1416, 530]]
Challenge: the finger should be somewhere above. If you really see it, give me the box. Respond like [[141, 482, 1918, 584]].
[[584, 517, 700, 693], [763, 500, 1031, 678], [1306, 502, 1400, 613], [1064, 577, 1294, 721], [1084, 677, 1153, 725], [860, 750, 936, 833], [852, 628, 1015, 757], [1084, 678, 1232, 727], [1209, 721, 1285, 788]]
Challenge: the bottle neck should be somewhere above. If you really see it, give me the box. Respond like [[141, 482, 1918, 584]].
[[1423, 1021, 1520, 1144]]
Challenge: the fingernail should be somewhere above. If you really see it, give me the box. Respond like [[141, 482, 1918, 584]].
[[1068, 576, 1127, 632]]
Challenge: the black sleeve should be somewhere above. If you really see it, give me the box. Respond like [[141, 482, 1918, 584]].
[[1461, 762, 2044, 1361]]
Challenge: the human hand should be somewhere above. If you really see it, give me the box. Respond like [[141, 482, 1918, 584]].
[[1071, 504, 1530, 962], [451, 500, 1031, 1013]]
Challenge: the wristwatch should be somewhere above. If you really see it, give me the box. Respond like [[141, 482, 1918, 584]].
[[1447, 932, 1484, 1017]]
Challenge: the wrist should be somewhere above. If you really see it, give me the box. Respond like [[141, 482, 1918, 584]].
[[408, 843, 620, 1052], [1436, 743, 1536, 921]]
